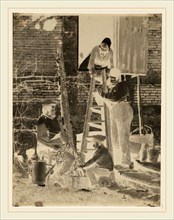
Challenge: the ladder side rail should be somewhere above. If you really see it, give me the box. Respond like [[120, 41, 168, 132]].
[[81, 76, 96, 152], [102, 69, 115, 181], [104, 103, 114, 158], [102, 69, 114, 158]]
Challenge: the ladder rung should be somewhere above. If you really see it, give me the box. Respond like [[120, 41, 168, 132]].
[[86, 139, 93, 142], [88, 122, 103, 129], [91, 105, 104, 108], [86, 136, 96, 138], [86, 131, 104, 137], [92, 79, 101, 83], [86, 135, 105, 138], [81, 70, 111, 153], [83, 149, 95, 153], [90, 108, 102, 114], [86, 135, 106, 138], [88, 120, 105, 123]]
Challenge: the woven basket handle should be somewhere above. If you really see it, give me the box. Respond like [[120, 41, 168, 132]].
[[144, 125, 153, 134], [130, 125, 153, 135]]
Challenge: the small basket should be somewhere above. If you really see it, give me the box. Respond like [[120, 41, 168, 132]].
[[65, 175, 90, 190], [129, 125, 154, 146]]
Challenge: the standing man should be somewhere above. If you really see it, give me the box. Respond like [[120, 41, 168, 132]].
[[80, 135, 114, 189], [94, 82, 134, 169]]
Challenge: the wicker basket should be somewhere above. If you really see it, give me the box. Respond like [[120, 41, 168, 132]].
[[129, 125, 154, 146]]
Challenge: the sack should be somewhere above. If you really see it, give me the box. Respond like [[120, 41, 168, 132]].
[[129, 125, 154, 146]]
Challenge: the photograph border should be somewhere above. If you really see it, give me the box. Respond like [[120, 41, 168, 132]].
[[1, 1, 173, 219]]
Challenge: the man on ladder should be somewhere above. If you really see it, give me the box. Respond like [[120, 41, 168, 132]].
[[87, 37, 114, 83]]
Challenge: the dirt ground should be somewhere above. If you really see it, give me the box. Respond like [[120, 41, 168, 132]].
[[13, 169, 160, 207]]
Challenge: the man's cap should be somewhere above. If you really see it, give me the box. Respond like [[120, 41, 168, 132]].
[[106, 81, 129, 102]]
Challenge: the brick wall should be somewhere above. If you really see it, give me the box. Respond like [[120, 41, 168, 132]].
[[13, 15, 78, 77], [76, 83, 161, 106], [76, 14, 162, 143], [13, 14, 78, 104], [13, 14, 78, 151], [135, 14, 161, 143], [144, 14, 162, 84], [131, 84, 161, 106], [147, 15, 162, 70], [63, 17, 78, 76], [76, 14, 162, 105], [13, 14, 162, 151]]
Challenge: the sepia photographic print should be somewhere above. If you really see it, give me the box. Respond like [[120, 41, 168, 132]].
[[1, 1, 174, 220], [12, 11, 162, 206]]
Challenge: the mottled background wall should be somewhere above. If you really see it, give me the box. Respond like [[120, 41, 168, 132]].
[[13, 14, 162, 155]]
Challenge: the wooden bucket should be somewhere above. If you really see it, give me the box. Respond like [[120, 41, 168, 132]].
[[148, 149, 160, 163]]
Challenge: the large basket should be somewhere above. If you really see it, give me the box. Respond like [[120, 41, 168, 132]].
[[129, 125, 154, 146]]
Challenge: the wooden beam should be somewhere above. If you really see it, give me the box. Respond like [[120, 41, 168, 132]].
[[121, 73, 146, 76], [56, 19, 75, 151]]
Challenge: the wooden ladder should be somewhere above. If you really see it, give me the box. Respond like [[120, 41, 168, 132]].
[[81, 70, 113, 158]]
